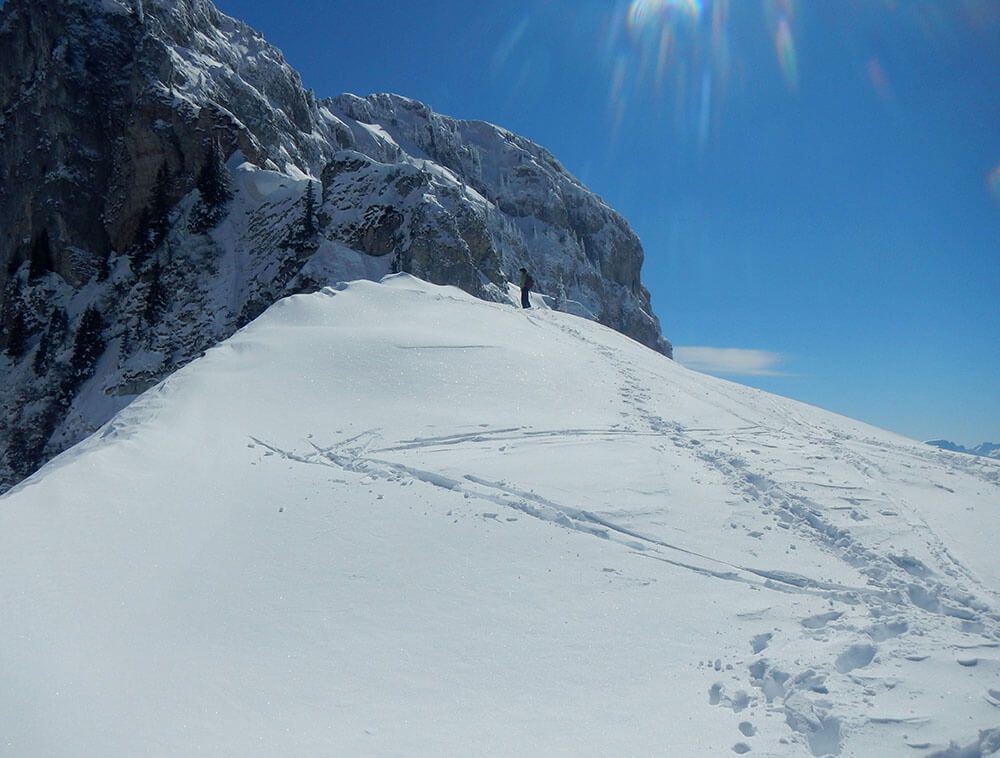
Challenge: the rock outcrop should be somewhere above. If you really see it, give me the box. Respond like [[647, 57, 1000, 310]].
[[0, 0, 670, 490]]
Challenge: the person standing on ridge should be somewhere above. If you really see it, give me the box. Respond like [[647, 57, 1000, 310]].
[[519, 267, 534, 309]]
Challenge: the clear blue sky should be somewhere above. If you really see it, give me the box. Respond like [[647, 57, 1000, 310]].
[[213, 0, 1000, 446]]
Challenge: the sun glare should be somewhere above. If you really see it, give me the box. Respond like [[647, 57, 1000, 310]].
[[626, 0, 703, 36], [602, 0, 997, 160]]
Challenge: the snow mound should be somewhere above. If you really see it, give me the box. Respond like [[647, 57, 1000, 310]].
[[2, 275, 998, 756]]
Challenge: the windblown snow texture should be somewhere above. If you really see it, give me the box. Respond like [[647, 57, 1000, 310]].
[[2, 276, 997, 756]]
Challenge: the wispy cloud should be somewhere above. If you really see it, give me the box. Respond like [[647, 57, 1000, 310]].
[[673, 347, 789, 377]]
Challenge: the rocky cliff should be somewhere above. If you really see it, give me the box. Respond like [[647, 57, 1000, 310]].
[[0, 0, 671, 491]]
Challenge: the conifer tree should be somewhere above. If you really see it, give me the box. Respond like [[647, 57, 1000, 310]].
[[28, 230, 55, 282], [130, 207, 153, 269], [302, 181, 317, 238], [189, 141, 232, 234], [69, 306, 105, 383], [3, 302, 28, 358], [131, 163, 174, 269], [293, 181, 319, 251], [4, 426, 33, 480], [150, 162, 172, 246], [143, 263, 167, 324], [32, 307, 68, 375]]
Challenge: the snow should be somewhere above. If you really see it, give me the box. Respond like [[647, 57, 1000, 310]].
[[294, 240, 394, 287], [232, 160, 306, 203], [355, 120, 401, 151], [1, 275, 998, 756], [2, 0, 669, 491]]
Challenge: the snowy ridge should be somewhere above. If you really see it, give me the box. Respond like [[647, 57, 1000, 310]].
[[2, 276, 997, 756], [0, 0, 667, 491]]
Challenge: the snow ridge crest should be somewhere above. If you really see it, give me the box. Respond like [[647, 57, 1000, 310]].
[[0, 0, 668, 490]]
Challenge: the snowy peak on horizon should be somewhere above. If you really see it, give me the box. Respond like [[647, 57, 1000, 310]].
[[0, 0, 667, 491], [926, 439, 1000, 460], [3, 275, 999, 756]]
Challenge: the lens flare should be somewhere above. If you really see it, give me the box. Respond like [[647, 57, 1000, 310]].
[[774, 17, 799, 91], [614, 0, 717, 151], [627, 0, 703, 35], [866, 56, 892, 102], [989, 164, 1000, 200], [763, 0, 799, 92], [655, 25, 672, 85], [600, 0, 997, 152]]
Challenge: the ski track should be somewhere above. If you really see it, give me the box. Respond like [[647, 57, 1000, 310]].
[[541, 313, 1000, 757], [251, 414, 1000, 757], [248, 309, 999, 757]]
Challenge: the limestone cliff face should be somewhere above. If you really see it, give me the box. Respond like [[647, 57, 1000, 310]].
[[0, 0, 671, 490], [327, 93, 666, 353], [0, 0, 321, 286]]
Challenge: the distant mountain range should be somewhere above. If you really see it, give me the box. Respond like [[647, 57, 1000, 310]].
[[926, 440, 1000, 459]]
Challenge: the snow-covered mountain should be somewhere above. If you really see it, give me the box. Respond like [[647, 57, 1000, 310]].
[[927, 440, 1000, 461], [972, 443, 1000, 460], [0, 0, 667, 491], [2, 276, 998, 757]]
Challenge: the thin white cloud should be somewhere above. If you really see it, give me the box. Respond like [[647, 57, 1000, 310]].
[[673, 347, 789, 377]]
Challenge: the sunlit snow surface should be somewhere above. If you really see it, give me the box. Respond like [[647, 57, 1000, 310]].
[[2, 276, 998, 756]]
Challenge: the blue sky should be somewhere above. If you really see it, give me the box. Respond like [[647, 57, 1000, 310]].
[[213, 0, 1000, 446]]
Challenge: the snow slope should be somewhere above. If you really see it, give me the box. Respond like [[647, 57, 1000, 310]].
[[0, 0, 667, 493], [2, 276, 998, 757]]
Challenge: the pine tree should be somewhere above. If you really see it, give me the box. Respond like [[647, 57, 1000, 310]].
[[143, 263, 167, 324], [302, 181, 317, 237], [6, 249, 24, 276], [189, 141, 232, 234], [130, 207, 153, 269], [69, 306, 105, 384], [32, 307, 68, 375], [4, 426, 33, 480], [131, 163, 174, 269], [294, 181, 319, 252], [150, 162, 172, 247], [28, 230, 55, 282], [3, 302, 28, 358]]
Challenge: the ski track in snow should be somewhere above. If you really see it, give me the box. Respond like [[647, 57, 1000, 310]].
[[255, 416, 999, 633], [254, 425, 998, 756], [10, 279, 994, 756], [255, 419, 1000, 755], [243, 304, 1000, 757], [539, 312, 1000, 756]]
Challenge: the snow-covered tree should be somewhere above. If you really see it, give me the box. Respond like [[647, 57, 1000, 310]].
[[32, 307, 68, 375], [291, 181, 319, 252], [189, 142, 232, 234], [143, 263, 168, 324], [69, 306, 105, 383], [3, 299, 28, 358]]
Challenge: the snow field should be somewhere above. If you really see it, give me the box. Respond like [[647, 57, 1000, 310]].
[[2, 275, 998, 756]]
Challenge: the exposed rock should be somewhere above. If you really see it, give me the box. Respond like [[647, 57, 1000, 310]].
[[0, 0, 671, 491]]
